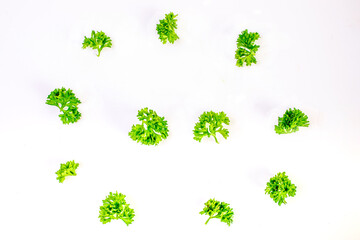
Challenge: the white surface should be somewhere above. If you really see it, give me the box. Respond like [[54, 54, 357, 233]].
[[1, 0, 360, 239]]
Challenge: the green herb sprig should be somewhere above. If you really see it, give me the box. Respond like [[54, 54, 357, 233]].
[[46, 87, 81, 124], [82, 30, 112, 57], [55, 160, 79, 183], [275, 108, 309, 134], [235, 29, 260, 67], [265, 172, 297, 206], [99, 192, 135, 225], [129, 108, 169, 146], [193, 111, 230, 144], [156, 12, 179, 44], [200, 198, 234, 226]]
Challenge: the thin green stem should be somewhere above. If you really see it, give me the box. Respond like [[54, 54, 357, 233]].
[[205, 216, 212, 225], [212, 134, 219, 144]]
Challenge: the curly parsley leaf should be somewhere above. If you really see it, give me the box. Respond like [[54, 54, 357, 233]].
[[55, 160, 79, 183], [265, 172, 297, 206], [275, 108, 309, 134], [193, 111, 230, 144], [99, 192, 135, 225], [235, 29, 260, 67], [82, 30, 112, 57], [200, 198, 234, 226], [156, 12, 179, 44], [46, 87, 81, 124], [129, 108, 169, 146]]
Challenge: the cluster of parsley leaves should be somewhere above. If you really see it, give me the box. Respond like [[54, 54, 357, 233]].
[[46, 87, 82, 124], [156, 12, 179, 44], [99, 192, 135, 225], [82, 30, 112, 57], [55, 160, 79, 183], [193, 111, 230, 144], [129, 108, 169, 146], [275, 108, 310, 134], [235, 29, 260, 67], [200, 198, 234, 226], [265, 172, 297, 206]]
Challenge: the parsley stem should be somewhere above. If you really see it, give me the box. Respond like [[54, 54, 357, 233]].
[[212, 134, 219, 144]]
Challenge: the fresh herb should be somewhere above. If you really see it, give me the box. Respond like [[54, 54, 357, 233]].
[[265, 172, 297, 206], [156, 12, 179, 44], [55, 160, 79, 183], [129, 108, 169, 146], [275, 108, 309, 134], [82, 30, 112, 57], [193, 111, 230, 144], [200, 198, 234, 226], [235, 29, 260, 67], [99, 192, 135, 225], [46, 87, 81, 124]]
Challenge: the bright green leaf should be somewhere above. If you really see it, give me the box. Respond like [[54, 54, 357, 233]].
[[275, 108, 309, 134], [235, 29, 260, 67], [99, 192, 135, 225], [46, 87, 81, 124], [129, 108, 169, 146], [55, 160, 79, 183], [265, 172, 297, 206], [193, 111, 230, 144], [156, 12, 179, 44], [82, 30, 112, 57], [200, 198, 234, 226]]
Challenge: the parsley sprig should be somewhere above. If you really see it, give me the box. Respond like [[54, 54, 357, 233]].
[[82, 30, 112, 57], [99, 192, 135, 225], [156, 12, 179, 44], [193, 111, 230, 144], [46, 87, 81, 124], [200, 199, 234, 226], [55, 160, 79, 183], [275, 108, 309, 134], [235, 29, 260, 67], [129, 108, 169, 146], [265, 172, 297, 206]]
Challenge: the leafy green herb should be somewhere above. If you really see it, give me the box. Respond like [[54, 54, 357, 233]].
[[200, 198, 234, 226], [82, 30, 112, 57], [275, 108, 309, 134], [156, 12, 179, 44], [235, 29, 260, 67], [193, 111, 230, 144], [265, 172, 297, 206], [99, 192, 135, 225], [55, 160, 79, 183], [129, 108, 169, 146], [46, 87, 81, 124]]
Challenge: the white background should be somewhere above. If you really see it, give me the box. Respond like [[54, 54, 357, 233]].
[[1, 0, 360, 239]]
